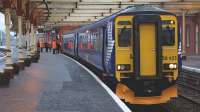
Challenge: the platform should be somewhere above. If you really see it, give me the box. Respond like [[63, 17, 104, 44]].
[[183, 55, 200, 68], [0, 52, 126, 112], [182, 55, 200, 73], [0, 46, 20, 73]]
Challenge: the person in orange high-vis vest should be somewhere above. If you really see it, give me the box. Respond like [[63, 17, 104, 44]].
[[37, 40, 40, 53], [48, 40, 52, 52], [40, 40, 44, 52], [52, 39, 57, 54]]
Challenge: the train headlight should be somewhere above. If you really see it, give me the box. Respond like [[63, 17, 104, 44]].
[[117, 65, 121, 70], [168, 64, 177, 69], [117, 64, 130, 71], [164, 63, 177, 70], [121, 65, 126, 70], [169, 64, 174, 69], [173, 64, 177, 69]]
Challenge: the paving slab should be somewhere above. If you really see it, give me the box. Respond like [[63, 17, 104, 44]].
[[0, 52, 123, 112]]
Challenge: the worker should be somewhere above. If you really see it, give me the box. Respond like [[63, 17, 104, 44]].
[[56, 40, 60, 54], [52, 39, 57, 54], [40, 40, 44, 52], [45, 42, 48, 52], [59, 41, 62, 53], [37, 40, 40, 53], [48, 40, 52, 52]]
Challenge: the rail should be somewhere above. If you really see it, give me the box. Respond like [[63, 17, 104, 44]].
[[172, 69, 200, 112]]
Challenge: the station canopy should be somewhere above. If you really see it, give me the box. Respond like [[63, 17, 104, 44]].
[[29, 0, 200, 27]]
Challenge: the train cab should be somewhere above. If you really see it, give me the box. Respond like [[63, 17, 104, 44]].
[[62, 5, 180, 105], [114, 9, 178, 105]]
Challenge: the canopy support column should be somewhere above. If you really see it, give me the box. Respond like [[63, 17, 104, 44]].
[[5, 8, 13, 70], [17, 15, 25, 69], [26, 20, 31, 58], [30, 24, 35, 56]]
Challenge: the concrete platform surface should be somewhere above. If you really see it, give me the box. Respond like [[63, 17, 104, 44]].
[[183, 55, 200, 68], [0, 53, 123, 112]]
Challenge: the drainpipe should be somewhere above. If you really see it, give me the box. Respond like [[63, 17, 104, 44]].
[[182, 10, 186, 60]]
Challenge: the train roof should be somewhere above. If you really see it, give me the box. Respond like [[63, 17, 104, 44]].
[[120, 5, 169, 14], [63, 5, 175, 35]]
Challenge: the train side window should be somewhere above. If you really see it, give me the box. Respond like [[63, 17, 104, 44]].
[[118, 28, 131, 47], [162, 26, 175, 46]]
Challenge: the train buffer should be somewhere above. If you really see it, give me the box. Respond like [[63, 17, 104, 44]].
[[0, 53, 130, 112]]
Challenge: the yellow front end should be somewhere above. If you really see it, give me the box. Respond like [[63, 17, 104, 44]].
[[115, 16, 134, 81], [114, 15, 178, 105]]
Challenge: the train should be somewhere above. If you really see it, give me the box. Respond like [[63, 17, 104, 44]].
[[62, 5, 181, 105]]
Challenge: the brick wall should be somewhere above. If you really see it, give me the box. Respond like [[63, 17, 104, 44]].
[[178, 15, 200, 56], [59, 25, 80, 37]]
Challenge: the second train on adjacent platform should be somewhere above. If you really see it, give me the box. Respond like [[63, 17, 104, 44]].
[[62, 5, 181, 105]]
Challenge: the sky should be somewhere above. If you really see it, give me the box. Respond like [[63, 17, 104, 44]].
[[0, 12, 15, 36]]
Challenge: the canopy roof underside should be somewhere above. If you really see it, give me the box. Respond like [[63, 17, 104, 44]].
[[9, 0, 200, 27]]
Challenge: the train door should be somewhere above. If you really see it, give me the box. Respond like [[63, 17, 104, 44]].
[[139, 23, 156, 76], [115, 16, 133, 81], [134, 15, 162, 78]]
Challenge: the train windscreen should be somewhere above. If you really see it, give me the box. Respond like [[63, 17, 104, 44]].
[[118, 28, 131, 47], [162, 26, 175, 46]]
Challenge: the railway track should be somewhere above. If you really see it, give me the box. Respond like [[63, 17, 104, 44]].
[[131, 69, 200, 112], [126, 69, 200, 112], [172, 69, 200, 112]]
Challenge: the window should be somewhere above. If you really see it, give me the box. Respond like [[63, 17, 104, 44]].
[[186, 26, 190, 47], [64, 43, 67, 49], [92, 33, 97, 50], [118, 21, 131, 25], [82, 35, 88, 49], [118, 28, 131, 47], [69, 40, 74, 49], [162, 26, 175, 46]]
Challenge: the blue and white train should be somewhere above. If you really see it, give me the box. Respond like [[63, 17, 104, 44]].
[[62, 5, 182, 105]]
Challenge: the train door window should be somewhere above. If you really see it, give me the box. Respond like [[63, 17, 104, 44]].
[[93, 33, 97, 50], [83, 35, 87, 49], [162, 26, 175, 46], [64, 43, 67, 49], [70, 40, 74, 49], [79, 35, 84, 49], [118, 27, 131, 47], [95, 32, 99, 51]]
